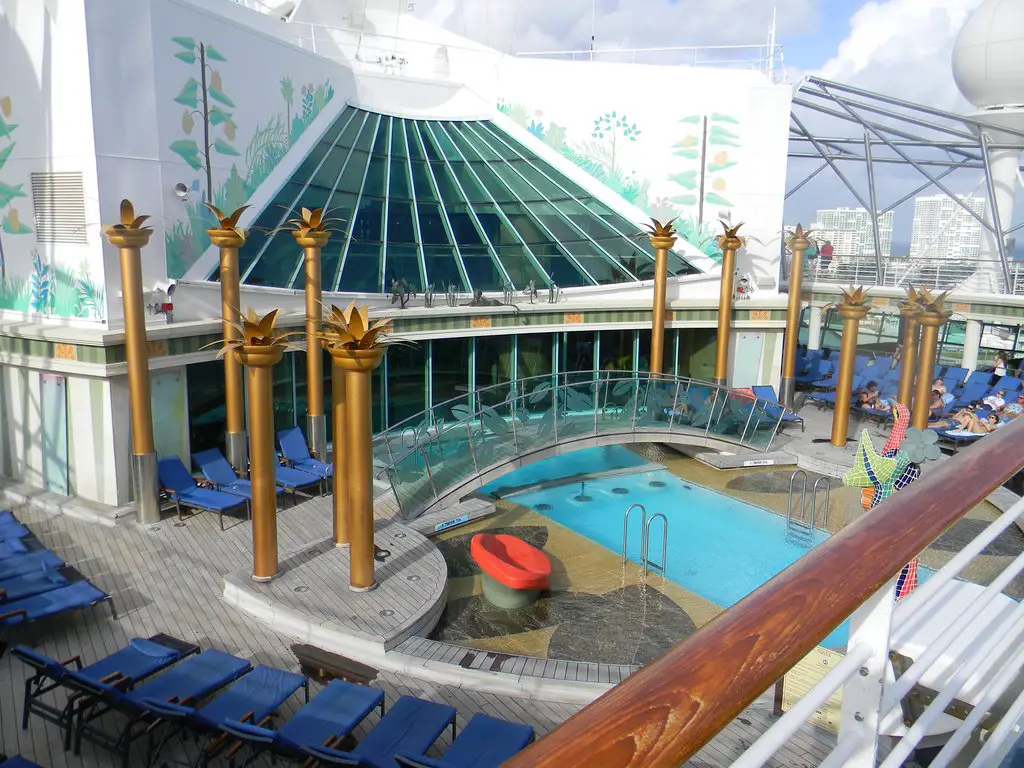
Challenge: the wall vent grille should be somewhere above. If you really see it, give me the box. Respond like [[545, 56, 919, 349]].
[[31, 172, 88, 245]]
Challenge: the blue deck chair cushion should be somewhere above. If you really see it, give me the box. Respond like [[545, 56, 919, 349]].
[[278, 428, 333, 477], [276, 465, 321, 489], [123, 649, 251, 706], [0, 551, 65, 580], [396, 713, 535, 768], [159, 457, 250, 512], [192, 449, 285, 500], [158, 456, 200, 494], [15, 636, 188, 687], [220, 678, 383, 754], [304, 696, 457, 768], [0, 566, 71, 602], [0, 756, 44, 768], [0, 537, 31, 560], [141, 665, 305, 728], [0, 581, 108, 626], [0, 520, 29, 539]]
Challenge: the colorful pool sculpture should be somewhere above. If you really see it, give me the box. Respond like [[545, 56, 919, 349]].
[[471, 533, 552, 609]]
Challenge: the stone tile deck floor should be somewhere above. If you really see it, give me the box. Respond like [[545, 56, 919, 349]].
[[0, 500, 835, 767]]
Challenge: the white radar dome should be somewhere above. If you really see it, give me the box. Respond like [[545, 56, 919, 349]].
[[953, 0, 1024, 109]]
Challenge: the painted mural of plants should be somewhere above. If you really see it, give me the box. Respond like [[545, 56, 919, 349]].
[[290, 81, 335, 145], [74, 259, 106, 320], [170, 37, 239, 203], [669, 112, 740, 212], [0, 95, 33, 283]]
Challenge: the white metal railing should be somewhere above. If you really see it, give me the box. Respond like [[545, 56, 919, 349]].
[[797, 256, 1024, 296], [733, 493, 1024, 767], [514, 44, 785, 77]]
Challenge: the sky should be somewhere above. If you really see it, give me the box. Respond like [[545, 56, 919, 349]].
[[413, 0, 998, 246]]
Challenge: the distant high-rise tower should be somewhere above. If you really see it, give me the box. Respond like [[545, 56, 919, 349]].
[[811, 207, 893, 260], [909, 195, 986, 261]]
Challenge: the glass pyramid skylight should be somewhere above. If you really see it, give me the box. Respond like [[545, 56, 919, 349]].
[[221, 106, 699, 293]]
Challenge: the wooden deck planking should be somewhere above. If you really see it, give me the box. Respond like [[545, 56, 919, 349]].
[[0, 501, 835, 766]]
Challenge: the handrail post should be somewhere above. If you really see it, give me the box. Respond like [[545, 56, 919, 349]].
[[838, 578, 897, 767]]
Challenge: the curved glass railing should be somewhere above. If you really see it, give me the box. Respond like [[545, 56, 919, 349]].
[[372, 371, 794, 520]]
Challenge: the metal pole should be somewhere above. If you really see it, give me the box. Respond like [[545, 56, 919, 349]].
[[911, 313, 947, 430], [240, 351, 281, 581], [209, 228, 248, 475], [785, 162, 829, 199], [831, 300, 870, 446], [648, 232, 677, 375], [329, 356, 349, 547], [714, 226, 744, 386], [104, 208, 159, 525], [862, 130, 886, 280], [790, 114, 877, 213], [896, 310, 920, 410], [781, 226, 809, 407], [295, 232, 329, 461], [979, 132, 1014, 288]]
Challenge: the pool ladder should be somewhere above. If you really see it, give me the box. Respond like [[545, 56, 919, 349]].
[[787, 470, 830, 545], [622, 503, 668, 578]]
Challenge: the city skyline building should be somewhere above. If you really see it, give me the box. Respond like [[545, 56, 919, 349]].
[[810, 207, 894, 260], [909, 194, 986, 262]]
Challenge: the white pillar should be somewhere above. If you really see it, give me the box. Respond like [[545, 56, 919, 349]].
[[961, 318, 983, 372], [976, 146, 1021, 292], [807, 305, 823, 351]]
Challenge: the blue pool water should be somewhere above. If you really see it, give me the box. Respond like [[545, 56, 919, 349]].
[[478, 446, 650, 496], [501, 450, 872, 647]]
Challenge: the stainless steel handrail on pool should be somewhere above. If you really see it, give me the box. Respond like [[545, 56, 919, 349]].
[[622, 503, 647, 566], [373, 370, 797, 520], [643, 513, 668, 574]]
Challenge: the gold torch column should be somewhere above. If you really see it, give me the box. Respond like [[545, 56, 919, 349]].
[[780, 225, 811, 407], [641, 218, 678, 375], [911, 294, 951, 430], [230, 310, 288, 581], [207, 205, 250, 474], [714, 222, 745, 386], [292, 214, 330, 462], [327, 351, 349, 547], [104, 200, 159, 525], [830, 287, 872, 447], [896, 286, 923, 410]]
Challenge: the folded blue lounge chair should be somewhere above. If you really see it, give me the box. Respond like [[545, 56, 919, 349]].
[[0, 565, 75, 603], [301, 695, 458, 768], [193, 447, 319, 502], [396, 713, 536, 768], [0, 519, 30, 539], [277, 427, 333, 488], [0, 536, 44, 561], [220, 678, 384, 761], [0, 550, 64, 581], [13, 634, 199, 748], [73, 649, 252, 765], [750, 385, 804, 432], [158, 456, 251, 531], [143, 665, 308, 767]]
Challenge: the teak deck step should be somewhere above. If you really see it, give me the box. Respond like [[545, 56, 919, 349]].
[[291, 643, 379, 685]]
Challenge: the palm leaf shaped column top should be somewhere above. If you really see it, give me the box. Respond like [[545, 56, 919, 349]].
[[290, 207, 345, 463], [781, 225, 815, 407], [320, 302, 403, 592], [637, 218, 678, 375], [831, 286, 873, 447], [103, 200, 160, 525], [207, 203, 251, 474], [713, 220, 745, 386]]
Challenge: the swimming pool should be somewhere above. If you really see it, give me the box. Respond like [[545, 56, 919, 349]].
[[501, 452, 852, 646], [477, 446, 651, 496]]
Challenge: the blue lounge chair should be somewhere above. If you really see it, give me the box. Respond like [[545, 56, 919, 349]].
[[0, 756, 43, 768], [277, 427, 333, 489], [396, 713, 536, 768], [191, 448, 286, 504], [751, 386, 804, 432], [0, 565, 75, 602], [0, 550, 64, 580], [73, 649, 252, 765], [143, 665, 308, 767], [0, 536, 44, 560], [13, 635, 199, 748], [0, 519, 29, 539], [0, 582, 114, 657], [220, 678, 385, 761], [193, 447, 319, 502], [157, 456, 251, 531], [301, 695, 457, 768]]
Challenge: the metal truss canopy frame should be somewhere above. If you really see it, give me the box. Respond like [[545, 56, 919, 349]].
[[787, 75, 1022, 288]]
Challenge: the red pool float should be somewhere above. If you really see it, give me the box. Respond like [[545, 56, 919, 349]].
[[471, 533, 551, 601]]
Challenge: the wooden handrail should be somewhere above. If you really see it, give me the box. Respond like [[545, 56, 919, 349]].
[[503, 420, 1024, 767]]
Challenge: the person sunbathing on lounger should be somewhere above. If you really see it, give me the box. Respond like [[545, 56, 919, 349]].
[[996, 393, 1024, 422]]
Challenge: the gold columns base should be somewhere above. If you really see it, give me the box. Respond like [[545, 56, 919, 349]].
[[649, 235, 676, 375], [911, 318, 944, 430], [131, 453, 160, 525], [336, 348, 384, 592], [714, 227, 743, 387], [296, 234, 329, 460], [831, 305, 869, 447], [781, 227, 810, 408], [235, 345, 284, 582], [329, 355, 349, 548]]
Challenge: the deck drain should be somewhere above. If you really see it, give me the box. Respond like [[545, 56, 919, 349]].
[[173, 522, 186, 527], [393, 532, 407, 539], [294, 585, 310, 593], [379, 609, 395, 617], [147, 526, 161, 532], [407, 575, 421, 582], [649, 480, 667, 488], [612, 487, 629, 495], [534, 503, 552, 511]]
